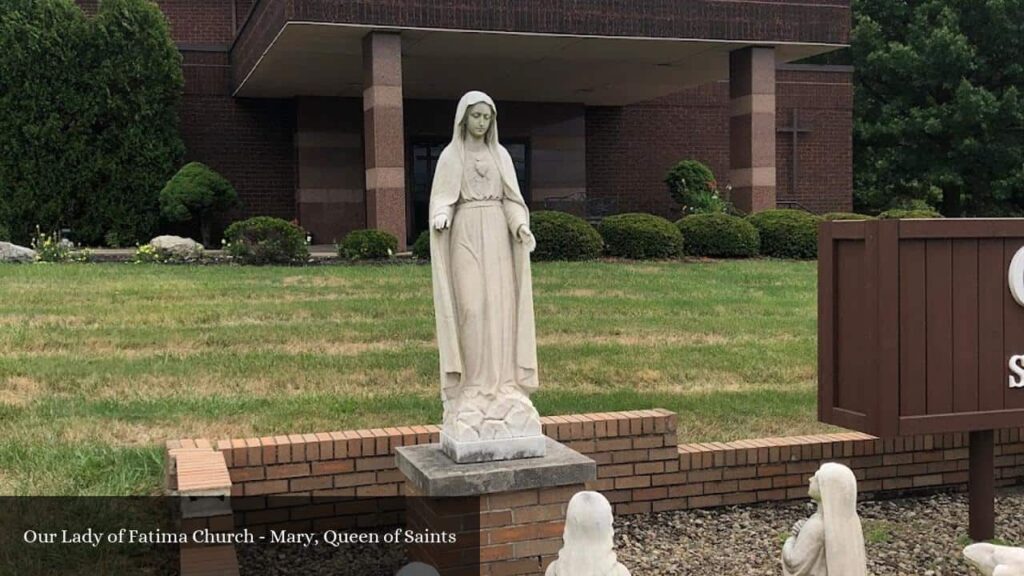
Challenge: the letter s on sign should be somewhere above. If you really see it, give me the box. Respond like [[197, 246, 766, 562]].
[[1011, 246, 1024, 307], [1012, 356, 1024, 388]]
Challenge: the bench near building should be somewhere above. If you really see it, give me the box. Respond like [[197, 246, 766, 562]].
[[76, 0, 853, 247]]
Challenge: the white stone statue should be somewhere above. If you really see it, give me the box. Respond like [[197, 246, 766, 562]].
[[428, 90, 544, 463], [546, 491, 631, 576], [781, 462, 867, 576], [964, 543, 1024, 576]]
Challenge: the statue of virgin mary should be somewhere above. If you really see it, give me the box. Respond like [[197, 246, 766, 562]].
[[428, 91, 545, 463]]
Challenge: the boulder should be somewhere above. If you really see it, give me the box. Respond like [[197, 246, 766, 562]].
[[0, 242, 37, 263], [149, 235, 204, 260]]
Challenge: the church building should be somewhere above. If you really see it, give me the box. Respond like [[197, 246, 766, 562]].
[[78, 0, 853, 248]]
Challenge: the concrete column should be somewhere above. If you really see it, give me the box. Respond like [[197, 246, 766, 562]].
[[362, 32, 407, 248], [729, 47, 776, 213]]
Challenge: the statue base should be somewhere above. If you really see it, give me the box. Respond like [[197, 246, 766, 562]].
[[440, 431, 546, 464]]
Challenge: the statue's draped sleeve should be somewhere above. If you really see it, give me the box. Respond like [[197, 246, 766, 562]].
[[429, 146, 464, 394]]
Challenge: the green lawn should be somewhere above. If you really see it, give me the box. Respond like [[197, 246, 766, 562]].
[[0, 260, 837, 495]]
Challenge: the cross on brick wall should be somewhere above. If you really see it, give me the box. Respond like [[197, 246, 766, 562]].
[[778, 109, 813, 196]]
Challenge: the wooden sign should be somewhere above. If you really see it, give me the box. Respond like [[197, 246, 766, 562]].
[[819, 219, 1024, 437], [818, 218, 1024, 540]]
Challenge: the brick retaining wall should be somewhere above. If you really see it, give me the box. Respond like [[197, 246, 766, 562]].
[[170, 410, 1024, 520]]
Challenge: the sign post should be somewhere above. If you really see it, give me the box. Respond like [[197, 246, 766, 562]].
[[819, 219, 1024, 542]]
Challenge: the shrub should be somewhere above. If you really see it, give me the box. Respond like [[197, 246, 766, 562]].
[[746, 210, 821, 259], [160, 162, 238, 246], [878, 208, 944, 219], [338, 229, 397, 260], [677, 213, 759, 258], [529, 211, 603, 261], [412, 230, 431, 260], [823, 212, 875, 221], [223, 217, 309, 265], [665, 160, 725, 214], [0, 0, 184, 245], [598, 213, 684, 259]]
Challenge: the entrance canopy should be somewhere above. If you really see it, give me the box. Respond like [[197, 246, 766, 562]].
[[234, 23, 842, 105]]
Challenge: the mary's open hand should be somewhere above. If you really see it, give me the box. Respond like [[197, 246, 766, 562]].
[[518, 226, 536, 253], [433, 214, 449, 231]]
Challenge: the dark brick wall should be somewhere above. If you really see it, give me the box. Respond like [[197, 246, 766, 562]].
[[157, 0, 234, 46], [181, 51, 296, 226], [288, 0, 849, 43], [77, 1, 235, 46], [586, 66, 853, 218]]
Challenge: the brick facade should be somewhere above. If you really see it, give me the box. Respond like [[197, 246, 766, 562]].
[[587, 66, 853, 219], [74, 0, 852, 236]]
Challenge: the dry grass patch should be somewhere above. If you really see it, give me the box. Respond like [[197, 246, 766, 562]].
[[59, 419, 258, 447], [0, 376, 43, 406], [281, 275, 353, 288]]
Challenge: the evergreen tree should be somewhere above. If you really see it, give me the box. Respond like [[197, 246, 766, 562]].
[[853, 0, 1024, 216]]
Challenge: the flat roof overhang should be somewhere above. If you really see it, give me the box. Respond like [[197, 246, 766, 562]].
[[232, 23, 847, 105]]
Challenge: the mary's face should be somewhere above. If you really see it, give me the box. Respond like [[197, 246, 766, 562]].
[[464, 102, 493, 139], [808, 474, 821, 500]]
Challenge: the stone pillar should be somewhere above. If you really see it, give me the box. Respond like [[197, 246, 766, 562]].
[[362, 32, 407, 249], [729, 47, 776, 213]]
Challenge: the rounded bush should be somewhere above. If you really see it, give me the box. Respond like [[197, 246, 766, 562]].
[[530, 211, 603, 261], [878, 208, 943, 219], [223, 217, 309, 265], [338, 229, 397, 260], [412, 230, 431, 260], [677, 213, 759, 258], [160, 162, 238, 246], [597, 213, 684, 260], [664, 160, 719, 212], [823, 212, 875, 221], [746, 210, 821, 259]]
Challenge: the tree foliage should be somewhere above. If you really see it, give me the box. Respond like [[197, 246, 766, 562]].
[[0, 0, 183, 245], [853, 0, 1024, 216]]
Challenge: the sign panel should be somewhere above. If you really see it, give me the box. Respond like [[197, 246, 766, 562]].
[[819, 219, 1024, 437]]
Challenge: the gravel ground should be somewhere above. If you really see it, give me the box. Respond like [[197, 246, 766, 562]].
[[238, 539, 407, 575], [616, 488, 1024, 576], [236, 489, 1024, 575]]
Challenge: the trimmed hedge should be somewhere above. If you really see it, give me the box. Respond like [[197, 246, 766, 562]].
[[823, 212, 875, 221], [746, 210, 821, 259], [223, 217, 309, 265], [412, 230, 431, 260], [530, 211, 602, 261], [338, 229, 397, 260], [159, 162, 238, 246], [598, 213, 684, 259], [0, 0, 184, 246], [677, 213, 759, 258], [878, 208, 943, 219]]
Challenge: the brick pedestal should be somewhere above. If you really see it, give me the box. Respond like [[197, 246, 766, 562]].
[[405, 483, 584, 576], [395, 438, 596, 575]]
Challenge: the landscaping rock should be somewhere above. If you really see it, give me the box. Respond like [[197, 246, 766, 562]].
[[149, 235, 203, 259], [0, 241, 36, 263]]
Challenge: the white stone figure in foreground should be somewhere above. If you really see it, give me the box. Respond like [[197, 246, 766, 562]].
[[964, 543, 1024, 576], [781, 462, 867, 576], [429, 90, 543, 463], [546, 491, 630, 576]]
